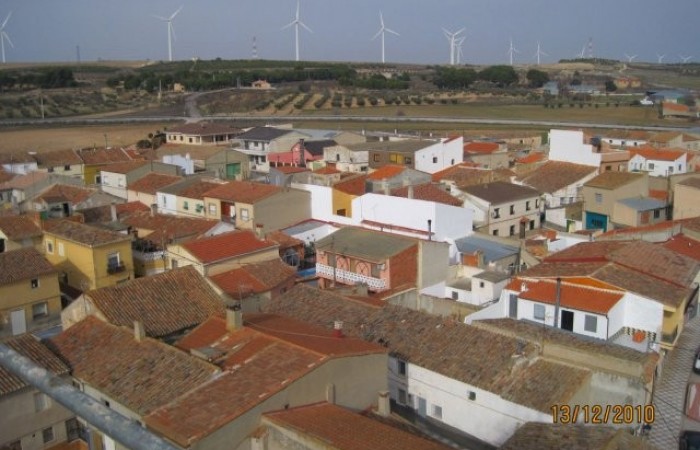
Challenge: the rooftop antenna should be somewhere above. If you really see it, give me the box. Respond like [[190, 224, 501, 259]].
[[372, 11, 399, 64], [507, 37, 520, 66], [0, 11, 14, 64], [252, 35, 258, 59], [679, 54, 692, 64], [153, 5, 183, 62], [624, 53, 637, 63], [282, 0, 312, 62], [656, 53, 665, 64], [534, 41, 548, 65], [442, 27, 465, 65]]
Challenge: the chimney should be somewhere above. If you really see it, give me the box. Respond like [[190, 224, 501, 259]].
[[427, 219, 432, 241], [554, 277, 562, 328], [377, 391, 391, 417], [255, 223, 264, 239], [150, 203, 158, 217], [134, 321, 145, 342], [333, 320, 344, 338], [407, 184, 414, 199], [110, 202, 117, 222], [226, 306, 243, 332]]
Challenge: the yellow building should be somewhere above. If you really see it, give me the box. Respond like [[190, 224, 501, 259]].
[[42, 219, 134, 291], [331, 174, 368, 217], [0, 248, 61, 337]]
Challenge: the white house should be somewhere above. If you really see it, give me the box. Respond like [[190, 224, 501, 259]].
[[628, 147, 688, 177], [413, 137, 464, 174], [163, 154, 196, 175], [548, 129, 601, 167], [323, 144, 369, 173], [517, 161, 598, 209]]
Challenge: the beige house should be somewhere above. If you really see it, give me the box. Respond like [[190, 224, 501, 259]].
[[203, 181, 311, 234], [0, 248, 61, 337], [674, 177, 700, 220], [126, 172, 182, 207], [613, 197, 669, 228], [582, 172, 648, 232], [100, 161, 180, 199], [165, 122, 241, 146], [166, 230, 279, 276], [0, 334, 78, 450], [42, 219, 134, 291], [33, 149, 84, 180], [156, 177, 225, 218], [0, 215, 43, 253]]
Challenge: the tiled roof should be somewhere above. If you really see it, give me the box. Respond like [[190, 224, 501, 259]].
[[0, 215, 43, 240], [630, 146, 686, 162], [518, 161, 597, 194], [265, 230, 304, 249], [430, 164, 494, 186], [315, 227, 415, 262], [168, 122, 241, 135], [80, 202, 150, 224], [333, 174, 368, 196], [48, 317, 218, 416], [367, 165, 408, 181], [313, 165, 341, 175], [180, 230, 278, 264], [209, 259, 296, 299], [33, 149, 83, 167], [43, 219, 131, 247], [462, 181, 540, 204], [501, 422, 659, 450], [546, 241, 631, 263], [263, 403, 453, 450], [0, 334, 69, 397], [390, 183, 462, 207], [121, 211, 218, 244], [85, 266, 225, 337], [263, 285, 588, 413], [649, 131, 683, 143], [77, 148, 133, 165], [177, 180, 222, 200], [649, 189, 669, 201], [507, 277, 624, 314], [36, 184, 94, 205], [0, 151, 36, 164], [99, 160, 149, 175], [301, 140, 338, 157], [0, 248, 56, 286], [515, 152, 546, 164], [0, 169, 15, 183], [203, 181, 282, 203], [272, 165, 310, 174], [0, 171, 51, 190], [584, 171, 644, 190], [463, 141, 501, 154], [663, 234, 700, 261], [607, 240, 699, 287], [235, 126, 295, 141]]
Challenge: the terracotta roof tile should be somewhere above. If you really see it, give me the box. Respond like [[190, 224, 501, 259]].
[[80, 202, 150, 224], [36, 184, 94, 205], [273, 166, 310, 174], [463, 141, 501, 154], [630, 146, 687, 162], [43, 219, 131, 247], [99, 160, 149, 175], [507, 277, 624, 314], [122, 211, 218, 245], [390, 183, 462, 207], [168, 122, 241, 135], [265, 230, 304, 249], [608, 240, 700, 287], [85, 266, 225, 337], [77, 148, 133, 165], [177, 180, 223, 200], [0, 171, 51, 190], [264, 403, 453, 450], [209, 259, 296, 299], [0, 215, 43, 240], [584, 171, 645, 189], [0, 151, 36, 164], [313, 166, 341, 175], [663, 234, 700, 261], [0, 248, 56, 286], [33, 149, 83, 167], [48, 317, 218, 416], [518, 161, 597, 194], [181, 230, 278, 264], [649, 189, 669, 201], [501, 422, 660, 450], [0, 334, 69, 397], [462, 181, 540, 204], [367, 165, 407, 181], [333, 174, 368, 196], [203, 181, 282, 203]]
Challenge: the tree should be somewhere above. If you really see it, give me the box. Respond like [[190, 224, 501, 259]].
[[604, 80, 617, 92], [526, 69, 549, 88], [477, 65, 518, 87]]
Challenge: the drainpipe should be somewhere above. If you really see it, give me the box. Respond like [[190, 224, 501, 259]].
[[554, 277, 561, 328], [0, 344, 181, 450]]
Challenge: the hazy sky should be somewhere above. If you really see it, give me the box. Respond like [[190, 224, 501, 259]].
[[1, 0, 698, 65]]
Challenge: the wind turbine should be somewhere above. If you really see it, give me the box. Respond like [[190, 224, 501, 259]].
[[534, 41, 548, 65], [372, 12, 399, 64], [455, 36, 466, 64], [153, 6, 183, 62], [0, 11, 13, 64], [656, 54, 665, 64], [507, 38, 520, 66], [442, 28, 465, 65], [679, 54, 693, 64], [624, 53, 637, 63], [282, 0, 312, 62]]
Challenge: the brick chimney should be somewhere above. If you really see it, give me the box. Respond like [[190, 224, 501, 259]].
[[377, 391, 391, 417]]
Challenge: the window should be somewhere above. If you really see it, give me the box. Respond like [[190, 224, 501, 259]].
[[64, 165, 71, 171], [398, 389, 407, 405], [595, 193, 602, 204], [479, 281, 485, 288], [42, 427, 54, 444], [404, 156, 412, 165], [371, 263, 383, 278], [509, 225, 515, 236], [530, 220, 535, 230], [432, 405, 443, 420], [493, 207, 500, 219], [533, 304, 545, 321], [48, 167, 54, 173], [336, 154, 340, 162], [668, 167, 674, 174], [373, 154, 380, 162], [648, 163, 655, 170], [58, 242, 65, 256], [492, 229, 499, 236], [653, 209, 661, 219], [240, 208, 250, 221], [35, 392, 49, 411], [183, 201, 189, 210], [46, 240, 54, 254], [467, 391, 476, 401], [510, 204, 515, 215], [32, 302, 48, 319], [398, 359, 407, 376], [432, 156, 438, 163], [605, 165, 612, 171], [584, 314, 598, 333], [171, 259, 178, 269], [451, 291, 458, 300], [526, 201, 531, 211], [535, 199, 539, 208], [30, 278, 39, 289]]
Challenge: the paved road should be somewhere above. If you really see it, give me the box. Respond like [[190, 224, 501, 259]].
[[648, 315, 700, 449]]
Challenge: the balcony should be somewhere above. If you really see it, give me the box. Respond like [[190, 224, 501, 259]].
[[107, 262, 126, 274], [316, 263, 386, 291], [661, 326, 679, 345], [132, 250, 166, 262]]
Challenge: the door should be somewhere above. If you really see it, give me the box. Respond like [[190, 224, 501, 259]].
[[561, 310, 574, 332], [10, 309, 26, 335], [226, 163, 241, 179], [417, 397, 427, 417], [509, 294, 518, 318]]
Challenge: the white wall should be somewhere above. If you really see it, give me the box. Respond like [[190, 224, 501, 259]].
[[390, 358, 551, 447], [414, 137, 464, 174], [472, 277, 508, 306], [163, 154, 195, 175], [607, 293, 664, 337], [155, 192, 178, 215], [517, 299, 608, 340], [290, 183, 354, 225], [628, 154, 687, 177], [547, 233, 590, 253], [549, 130, 601, 167], [100, 172, 128, 199]]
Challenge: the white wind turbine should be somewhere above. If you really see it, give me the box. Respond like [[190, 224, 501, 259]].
[[507, 38, 520, 66], [0, 11, 13, 64], [679, 54, 693, 64], [372, 12, 399, 64], [282, 0, 312, 62], [442, 28, 465, 65], [455, 36, 466, 64], [656, 54, 665, 64], [534, 41, 548, 65], [624, 53, 637, 63], [153, 6, 183, 62]]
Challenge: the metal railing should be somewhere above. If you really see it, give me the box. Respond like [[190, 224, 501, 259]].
[[316, 263, 386, 290]]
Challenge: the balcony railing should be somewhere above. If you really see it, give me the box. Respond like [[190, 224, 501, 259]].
[[107, 262, 126, 274], [132, 250, 166, 262], [661, 326, 679, 345], [316, 263, 386, 291]]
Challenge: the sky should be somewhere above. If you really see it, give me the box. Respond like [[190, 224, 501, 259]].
[[0, 0, 698, 66]]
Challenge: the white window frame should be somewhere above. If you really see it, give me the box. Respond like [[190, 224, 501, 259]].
[[240, 208, 250, 222], [32, 302, 48, 319], [584, 314, 598, 333]]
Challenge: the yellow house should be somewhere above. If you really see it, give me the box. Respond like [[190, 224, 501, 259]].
[[0, 215, 43, 253], [0, 248, 61, 337], [76, 147, 134, 185], [331, 174, 367, 217], [42, 219, 134, 291]]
